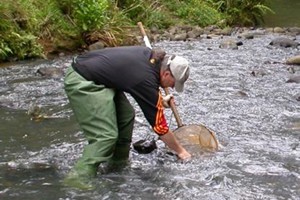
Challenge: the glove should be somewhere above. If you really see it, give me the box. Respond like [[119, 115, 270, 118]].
[[162, 94, 173, 108]]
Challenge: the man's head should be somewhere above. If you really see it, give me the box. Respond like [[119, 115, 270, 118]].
[[160, 55, 190, 92]]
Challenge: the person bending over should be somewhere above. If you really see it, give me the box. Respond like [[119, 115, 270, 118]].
[[64, 46, 191, 189]]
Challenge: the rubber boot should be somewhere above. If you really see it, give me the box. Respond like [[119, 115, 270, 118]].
[[63, 162, 96, 190], [108, 144, 131, 170]]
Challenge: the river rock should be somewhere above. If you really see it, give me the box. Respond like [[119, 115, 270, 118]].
[[133, 139, 157, 154], [238, 30, 264, 39], [187, 27, 203, 39], [219, 39, 238, 50], [251, 70, 267, 77], [88, 41, 105, 51], [220, 27, 233, 36], [36, 67, 64, 78], [286, 55, 300, 65], [273, 27, 285, 33], [191, 27, 204, 37], [168, 26, 177, 35], [287, 27, 300, 35], [186, 31, 198, 39], [172, 32, 188, 41], [286, 75, 300, 83], [269, 37, 299, 48], [237, 90, 248, 97], [238, 32, 254, 39], [167, 26, 191, 41]]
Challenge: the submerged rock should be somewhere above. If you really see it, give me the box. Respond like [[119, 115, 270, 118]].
[[238, 30, 264, 39], [286, 75, 300, 83], [269, 37, 299, 48], [7, 160, 54, 170], [36, 67, 64, 78], [251, 70, 267, 77]]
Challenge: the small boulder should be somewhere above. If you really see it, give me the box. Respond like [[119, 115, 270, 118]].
[[269, 37, 299, 48], [288, 27, 300, 35], [88, 41, 105, 51], [286, 75, 300, 83], [286, 55, 300, 65], [273, 27, 285, 34], [36, 67, 64, 78], [220, 27, 233, 36], [173, 33, 188, 41], [133, 139, 157, 154], [219, 39, 239, 50]]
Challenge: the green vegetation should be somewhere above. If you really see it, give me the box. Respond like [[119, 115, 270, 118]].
[[209, 0, 273, 26], [0, 0, 272, 62], [164, 0, 222, 27]]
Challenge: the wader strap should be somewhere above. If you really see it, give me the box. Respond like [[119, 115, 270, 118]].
[[71, 56, 79, 71], [71, 56, 88, 79]]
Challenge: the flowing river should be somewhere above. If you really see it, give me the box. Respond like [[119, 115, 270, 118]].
[[0, 30, 299, 199]]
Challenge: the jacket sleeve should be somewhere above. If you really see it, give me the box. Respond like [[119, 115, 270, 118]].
[[130, 87, 169, 135], [152, 91, 169, 134]]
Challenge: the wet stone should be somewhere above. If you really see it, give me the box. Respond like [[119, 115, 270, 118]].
[[133, 139, 157, 154]]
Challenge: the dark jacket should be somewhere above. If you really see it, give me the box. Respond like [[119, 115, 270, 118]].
[[72, 46, 169, 135]]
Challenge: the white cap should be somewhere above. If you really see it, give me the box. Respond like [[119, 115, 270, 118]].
[[168, 55, 190, 92]]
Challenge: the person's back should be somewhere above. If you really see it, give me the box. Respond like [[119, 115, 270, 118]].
[[73, 46, 159, 91]]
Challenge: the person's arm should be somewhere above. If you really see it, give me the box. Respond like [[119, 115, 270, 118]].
[[129, 81, 191, 160], [159, 130, 191, 160]]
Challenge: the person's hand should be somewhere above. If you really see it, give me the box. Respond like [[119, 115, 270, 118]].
[[177, 150, 191, 160], [162, 94, 173, 108]]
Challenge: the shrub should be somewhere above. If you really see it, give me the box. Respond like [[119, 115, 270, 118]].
[[114, 0, 172, 29], [0, 0, 273, 62], [0, 0, 79, 61], [0, 0, 43, 61], [208, 0, 273, 26], [163, 0, 221, 27], [59, 0, 109, 31]]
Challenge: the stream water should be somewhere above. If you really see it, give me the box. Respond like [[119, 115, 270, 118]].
[[0, 30, 299, 199]]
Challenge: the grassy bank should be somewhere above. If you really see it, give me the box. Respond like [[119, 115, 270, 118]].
[[0, 0, 272, 62]]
